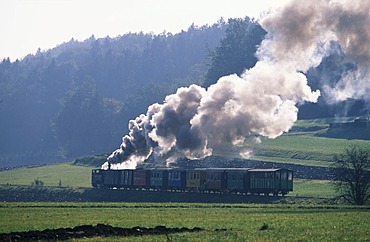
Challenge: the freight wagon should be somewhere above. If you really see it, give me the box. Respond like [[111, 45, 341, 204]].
[[91, 167, 293, 196]]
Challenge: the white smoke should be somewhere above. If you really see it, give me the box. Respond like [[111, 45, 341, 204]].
[[104, 0, 369, 169], [261, 0, 370, 102]]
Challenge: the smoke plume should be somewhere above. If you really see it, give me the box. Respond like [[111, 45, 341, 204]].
[[104, 0, 370, 169], [261, 0, 370, 102]]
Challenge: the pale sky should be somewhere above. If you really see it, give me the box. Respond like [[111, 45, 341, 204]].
[[0, 0, 289, 61]]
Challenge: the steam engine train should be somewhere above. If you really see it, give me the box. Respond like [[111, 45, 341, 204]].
[[92, 168, 293, 196]]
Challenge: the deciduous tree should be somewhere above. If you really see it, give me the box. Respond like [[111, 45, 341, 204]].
[[333, 144, 370, 205]]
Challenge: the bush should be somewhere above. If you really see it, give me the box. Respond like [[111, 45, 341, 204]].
[[73, 154, 108, 167], [32, 178, 44, 187]]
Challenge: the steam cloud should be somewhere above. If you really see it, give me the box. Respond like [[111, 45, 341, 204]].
[[104, 0, 370, 169], [262, 0, 370, 102]]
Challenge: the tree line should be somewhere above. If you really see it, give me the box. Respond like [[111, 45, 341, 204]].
[[0, 17, 262, 166]]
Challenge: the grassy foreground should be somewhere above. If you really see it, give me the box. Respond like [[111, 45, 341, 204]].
[[0, 203, 369, 241]]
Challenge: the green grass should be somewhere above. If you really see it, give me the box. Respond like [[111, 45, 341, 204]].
[[289, 179, 336, 198], [213, 118, 370, 167], [243, 133, 370, 167], [0, 203, 369, 241], [0, 163, 93, 188], [293, 119, 330, 128]]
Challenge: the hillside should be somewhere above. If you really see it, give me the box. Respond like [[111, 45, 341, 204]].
[[0, 17, 266, 168], [211, 118, 370, 167], [0, 20, 229, 168]]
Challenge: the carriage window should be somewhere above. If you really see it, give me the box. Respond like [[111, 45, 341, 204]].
[[281, 171, 287, 180], [288, 172, 293, 180]]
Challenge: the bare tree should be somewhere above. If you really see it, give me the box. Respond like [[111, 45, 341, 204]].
[[333, 144, 370, 205]]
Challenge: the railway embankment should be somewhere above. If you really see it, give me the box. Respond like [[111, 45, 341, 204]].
[[0, 184, 333, 204]]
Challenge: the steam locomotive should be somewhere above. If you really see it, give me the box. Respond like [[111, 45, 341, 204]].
[[92, 167, 293, 196]]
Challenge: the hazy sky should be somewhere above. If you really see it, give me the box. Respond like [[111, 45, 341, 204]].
[[0, 0, 289, 61]]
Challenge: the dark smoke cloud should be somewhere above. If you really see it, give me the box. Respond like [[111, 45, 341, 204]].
[[104, 0, 369, 169]]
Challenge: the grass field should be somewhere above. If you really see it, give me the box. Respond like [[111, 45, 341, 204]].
[[0, 202, 369, 241], [0, 163, 92, 188], [240, 119, 370, 166], [289, 179, 335, 198]]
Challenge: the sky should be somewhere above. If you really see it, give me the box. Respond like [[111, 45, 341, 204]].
[[0, 0, 289, 61]]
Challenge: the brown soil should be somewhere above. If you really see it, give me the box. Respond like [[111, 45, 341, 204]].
[[0, 224, 204, 241]]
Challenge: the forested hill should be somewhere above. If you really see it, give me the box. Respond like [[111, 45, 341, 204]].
[[0, 17, 266, 167], [1, 16, 367, 168]]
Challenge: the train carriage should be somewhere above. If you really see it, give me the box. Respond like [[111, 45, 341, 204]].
[[92, 169, 134, 188], [224, 168, 250, 192], [186, 169, 206, 191], [149, 169, 168, 189], [132, 169, 150, 188], [92, 169, 103, 188], [119, 169, 134, 187], [203, 168, 227, 191], [167, 169, 186, 190], [248, 168, 293, 196]]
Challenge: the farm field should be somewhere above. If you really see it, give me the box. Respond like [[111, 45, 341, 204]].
[[0, 202, 369, 241], [0, 163, 92, 188], [249, 134, 370, 166]]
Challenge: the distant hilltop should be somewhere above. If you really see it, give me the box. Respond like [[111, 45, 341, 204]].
[[323, 117, 370, 140]]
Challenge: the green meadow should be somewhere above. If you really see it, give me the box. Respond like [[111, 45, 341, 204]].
[[242, 119, 370, 167], [250, 134, 356, 166], [0, 203, 369, 241], [0, 163, 92, 188]]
